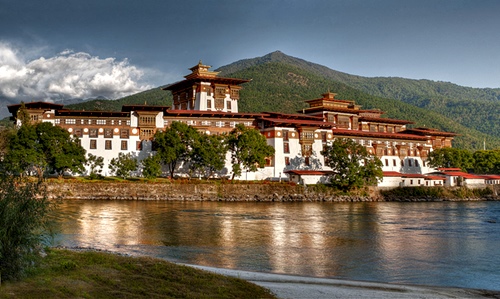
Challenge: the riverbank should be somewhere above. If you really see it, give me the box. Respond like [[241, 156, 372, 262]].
[[45, 180, 499, 202], [190, 265, 500, 299]]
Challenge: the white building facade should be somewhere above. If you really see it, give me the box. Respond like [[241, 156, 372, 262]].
[[8, 62, 457, 183]]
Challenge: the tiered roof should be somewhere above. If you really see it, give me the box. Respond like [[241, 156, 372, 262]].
[[163, 61, 250, 92]]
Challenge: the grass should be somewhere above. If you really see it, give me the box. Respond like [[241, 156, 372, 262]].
[[0, 248, 277, 299]]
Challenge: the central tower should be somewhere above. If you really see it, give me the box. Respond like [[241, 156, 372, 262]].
[[164, 61, 250, 113]]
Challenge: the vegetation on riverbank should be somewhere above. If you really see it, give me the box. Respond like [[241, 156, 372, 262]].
[[380, 186, 496, 201], [0, 248, 276, 299]]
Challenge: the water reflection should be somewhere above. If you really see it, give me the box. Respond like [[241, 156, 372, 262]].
[[52, 200, 500, 291]]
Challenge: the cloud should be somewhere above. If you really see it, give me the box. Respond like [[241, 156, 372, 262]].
[[0, 42, 152, 102]]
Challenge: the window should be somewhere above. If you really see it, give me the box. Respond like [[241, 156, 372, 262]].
[[285, 157, 290, 165], [227, 101, 232, 111], [385, 159, 389, 167], [120, 129, 129, 139], [283, 142, 290, 153], [65, 119, 76, 124], [139, 116, 155, 126], [90, 139, 97, 149], [301, 132, 314, 140], [136, 141, 142, 150], [230, 88, 239, 99], [321, 132, 327, 143], [89, 128, 98, 138], [105, 140, 112, 150], [96, 119, 106, 125], [215, 121, 224, 127], [393, 159, 397, 167], [140, 129, 154, 139], [415, 160, 420, 167], [265, 157, 273, 167], [121, 140, 128, 150], [74, 128, 83, 138], [305, 157, 310, 166], [104, 128, 113, 138], [207, 99, 212, 110], [409, 159, 413, 167], [283, 130, 289, 141]]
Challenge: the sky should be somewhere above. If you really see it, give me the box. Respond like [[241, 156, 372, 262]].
[[1, 0, 500, 115]]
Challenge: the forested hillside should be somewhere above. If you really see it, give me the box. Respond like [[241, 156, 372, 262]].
[[66, 86, 171, 111], [218, 51, 500, 141]]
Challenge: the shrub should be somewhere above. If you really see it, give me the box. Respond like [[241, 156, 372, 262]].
[[0, 177, 55, 281]]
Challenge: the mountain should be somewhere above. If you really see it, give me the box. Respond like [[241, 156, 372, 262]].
[[58, 51, 499, 150], [217, 51, 500, 146], [218, 51, 500, 149]]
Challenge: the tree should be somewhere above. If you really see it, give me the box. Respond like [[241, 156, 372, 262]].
[[427, 148, 474, 171], [2, 123, 45, 177], [2, 122, 86, 177], [153, 121, 200, 178], [191, 133, 228, 179], [227, 124, 275, 180], [321, 138, 383, 190], [141, 154, 163, 179], [109, 153, 138, 179], [0, 176, 54, 281], [473, 150, 500, 174], [86, 153, 104, 179], [35, 122, 87, 176]]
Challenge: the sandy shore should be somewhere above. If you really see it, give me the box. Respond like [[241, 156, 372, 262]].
[[187, 264, 500, 299]]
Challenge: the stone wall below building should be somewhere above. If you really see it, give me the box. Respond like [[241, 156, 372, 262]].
[[45, 181, 500, 202]]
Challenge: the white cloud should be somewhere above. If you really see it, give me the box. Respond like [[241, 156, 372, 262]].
[[0, 43, 152, 102]]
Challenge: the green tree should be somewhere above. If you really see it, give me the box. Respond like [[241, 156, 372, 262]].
[[153, 121, 200, 178], [427, 148, 474, 171], [2, 124, 45, 177], [86, 153, 104, 179], [473, 150, 500, 174], [227, 124, 275, 180], [2, 122, 86, 177], [109, 153, 138, 179], [35, 122, 87, 176], [321, 138, 383, 190], [192, 133, 228, 179], [0, 176, 55, 281], [141, 154, 163, 179]]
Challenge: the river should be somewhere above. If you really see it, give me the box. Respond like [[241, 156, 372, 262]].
[[51, 200, 500, 291]]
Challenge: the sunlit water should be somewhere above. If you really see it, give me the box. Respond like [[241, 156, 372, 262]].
[[51, 200, 500, 291]]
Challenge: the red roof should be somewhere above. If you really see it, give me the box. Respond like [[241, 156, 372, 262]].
[[7, 101, 65, 114], [439, 172, 484, 179], [358, 116, 414, 125], [382, 172, 444, 180], [285, 170, 333, 176], [401, 127, 457, 137], [260, 117, 333, 128], [263, 111, 324, 121], [438, 168, 462, 172], [332, 129, 428, 141], [165, 110, 265, 118], [382, 171, 403, 177]]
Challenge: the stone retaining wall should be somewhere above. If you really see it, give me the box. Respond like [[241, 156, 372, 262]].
[[45, 182, 378, 202], [45, 182, 499, 202]]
